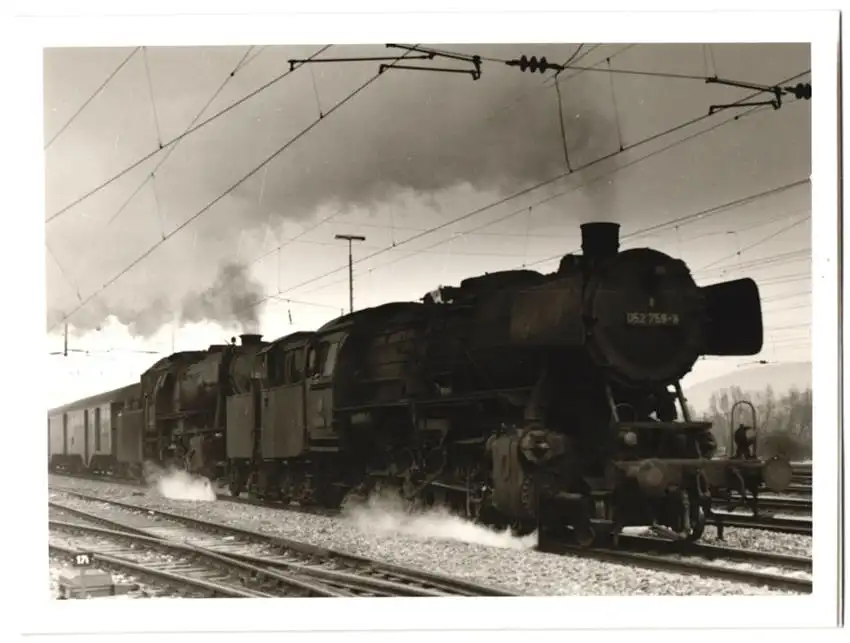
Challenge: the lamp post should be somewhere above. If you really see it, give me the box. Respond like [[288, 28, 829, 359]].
[[334, 234, 366, 314]]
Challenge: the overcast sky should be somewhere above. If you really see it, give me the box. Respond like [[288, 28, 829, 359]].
[[44, 42, 811, 407]]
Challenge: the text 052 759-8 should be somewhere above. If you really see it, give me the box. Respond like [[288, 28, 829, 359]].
[[625, 312, 681, 326]]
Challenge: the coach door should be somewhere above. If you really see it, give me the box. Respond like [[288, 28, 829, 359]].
[[305, 334, 343, 441]]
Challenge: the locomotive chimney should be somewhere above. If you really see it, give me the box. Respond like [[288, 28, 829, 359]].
[[580, 222, 621, 260], [239, 333, 263, 346]]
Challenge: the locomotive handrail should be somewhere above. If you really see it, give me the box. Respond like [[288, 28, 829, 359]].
[[729, 400, 758, 458]]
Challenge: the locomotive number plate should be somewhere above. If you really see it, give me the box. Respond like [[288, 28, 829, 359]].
[[625, 312, 681, 326]]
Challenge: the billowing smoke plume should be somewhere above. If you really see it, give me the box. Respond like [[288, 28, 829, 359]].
[[49, 260, 266, 338], [45, 44, 621, 337], [180, 260, 265, 334]]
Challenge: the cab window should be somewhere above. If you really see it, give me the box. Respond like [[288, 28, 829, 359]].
[[307, 341, 339, 378]]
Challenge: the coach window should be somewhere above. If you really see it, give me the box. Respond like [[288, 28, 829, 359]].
[[94, 407, 101, 451]]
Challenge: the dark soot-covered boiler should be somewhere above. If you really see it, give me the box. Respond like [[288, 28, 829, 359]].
[[511, 221, 764, 388]]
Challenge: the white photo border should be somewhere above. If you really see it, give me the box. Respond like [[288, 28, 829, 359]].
[[2, 1, 840, 636]]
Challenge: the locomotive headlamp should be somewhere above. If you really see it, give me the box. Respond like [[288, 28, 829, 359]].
[[622, 431, 638, 447], [761, 456, 793, 493]]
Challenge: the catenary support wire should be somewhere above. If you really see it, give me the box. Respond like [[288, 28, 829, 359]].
[[46, 45, 334, 224], [48, 47, 421, 333], [44, 47, 141, 150]]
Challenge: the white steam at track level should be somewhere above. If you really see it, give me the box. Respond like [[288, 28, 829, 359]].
[[142, 462, 217, 502], [341, 489, 537, 551]]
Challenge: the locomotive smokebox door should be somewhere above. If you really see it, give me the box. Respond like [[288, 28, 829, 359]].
[[699, 278, 763, 356]]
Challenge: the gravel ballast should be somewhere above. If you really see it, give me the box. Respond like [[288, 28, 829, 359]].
[[701, 525, 811, 558], [48, 475, 809, 596]]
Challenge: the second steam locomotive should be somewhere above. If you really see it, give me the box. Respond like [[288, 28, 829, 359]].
[[48, 222, 794, 546]]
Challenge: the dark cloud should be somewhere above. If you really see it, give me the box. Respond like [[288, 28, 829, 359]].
[[51, 260, 265, 338], [180, 260, 265, 334], [43, 43, 810, 337]]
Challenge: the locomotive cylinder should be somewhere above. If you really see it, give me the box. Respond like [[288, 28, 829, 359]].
[[580, 222, 621, 260]]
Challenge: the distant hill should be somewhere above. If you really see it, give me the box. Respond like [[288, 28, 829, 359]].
[[683, 361, 812, 414]]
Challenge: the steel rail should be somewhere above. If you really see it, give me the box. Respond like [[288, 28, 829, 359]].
[[538, 540, 811, 593], [49, 518, 352, 597], [48, 490, 514, 597]]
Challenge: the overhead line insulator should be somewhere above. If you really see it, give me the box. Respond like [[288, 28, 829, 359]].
[[505, 55, 563, 74]]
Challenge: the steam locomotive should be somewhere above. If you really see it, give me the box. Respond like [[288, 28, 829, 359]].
[[48, 222, 794, 546]]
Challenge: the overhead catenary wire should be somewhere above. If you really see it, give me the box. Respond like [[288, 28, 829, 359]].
[[482, 44, 636, 124], [317, 201, 806, 244], [420, 43, 709, 81], [761, 289, 811, 304], [44, 47, 142, 150], [694, 213, 811, 271], [141, 47, 164, 148], [103, 45, 258, 228], [295, 179, 810, 301], [693, 248, 811, 279], [266, 71, 809, 302], [54, 60, 808, 338], [48, 46, 421, 334], [518, 182, 810, 270], [46, 243, 84, 303], [429, 43, 809, 91], [45, 44, 334, 225]]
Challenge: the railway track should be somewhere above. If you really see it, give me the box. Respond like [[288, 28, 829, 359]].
[[614, 534, 812, 572], [707, 512, 812, 535], [713, 495, 813, 515], [48, 488, 515, 598], [538, 535, 811, 593], [50, 483, 811, 597], [50, 520, 341, 598]]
